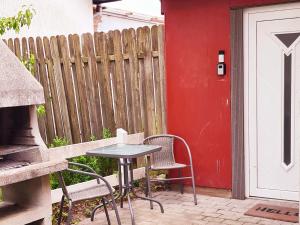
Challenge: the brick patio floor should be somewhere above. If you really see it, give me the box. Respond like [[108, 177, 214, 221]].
[[80, 191, 298, 225]]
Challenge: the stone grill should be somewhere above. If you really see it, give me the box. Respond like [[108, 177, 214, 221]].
[[0, 40, 67, 225], [0, 106, 42, 172]]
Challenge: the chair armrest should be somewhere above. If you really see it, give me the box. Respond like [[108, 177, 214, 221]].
[[66, 168, 115, 196], [68, 162, 98, 174], [57, 168, 115, 201], [68, 162, 100, 184], [173, 135, 193, 167]]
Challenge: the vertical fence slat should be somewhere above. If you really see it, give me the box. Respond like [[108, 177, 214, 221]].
[[109, 30, 128, 131], [122, 28, 142, 133], [44, 37, 64, 138], [122, 29, 134, 134], [136, 29, 146, 134], [94, 32, 116, 135], [69, 34, 91, 142], [21, 37, 28, 60], [49, 36, 73, 143], [36, 37, 56, 143], [151, 26, 163, 134], [157, 25, 167, 133], [7, 38, 14, 52], [82, 33, 103, 139], [28, 37, 47, 143], [14, 38, 21, 59], [58, 35, 81, 143], [137, 27, 156, 136]]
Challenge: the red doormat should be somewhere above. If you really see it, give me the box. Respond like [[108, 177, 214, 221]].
[[245, 204, 299, 223]]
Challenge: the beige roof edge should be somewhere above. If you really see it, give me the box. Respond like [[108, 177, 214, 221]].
[[0, 40, 45, 108]]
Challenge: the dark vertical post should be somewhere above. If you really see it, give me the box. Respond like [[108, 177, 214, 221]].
[[230, 9, 245, 200]]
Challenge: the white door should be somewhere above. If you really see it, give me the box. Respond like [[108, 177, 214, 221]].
[[244, 3, 300, 201]]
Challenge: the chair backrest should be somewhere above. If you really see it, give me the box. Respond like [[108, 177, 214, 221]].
[[143, 135, 176, 168]]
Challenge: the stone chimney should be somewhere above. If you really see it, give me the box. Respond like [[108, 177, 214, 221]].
[[0, 40, 44, 108]]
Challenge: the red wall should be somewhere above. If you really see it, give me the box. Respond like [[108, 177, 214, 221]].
[[163, 0, 295, 189]]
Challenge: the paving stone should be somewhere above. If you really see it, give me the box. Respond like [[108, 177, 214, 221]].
[[79, 191, 298, 225]]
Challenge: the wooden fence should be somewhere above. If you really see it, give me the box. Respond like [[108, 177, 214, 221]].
[[3, 25, 166, 145]]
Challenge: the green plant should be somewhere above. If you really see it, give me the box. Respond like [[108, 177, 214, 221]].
[[103, 128, 112, 139], [49, 136, 69, 148], [21, 53, 35, 74], [90, 135, 97, 141], [0, 6, 35, 35], [36, 104, 46, 117], [50, 128, 118, 189]]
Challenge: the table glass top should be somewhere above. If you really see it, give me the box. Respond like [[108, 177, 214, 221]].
[[86, 144, 162, 158]]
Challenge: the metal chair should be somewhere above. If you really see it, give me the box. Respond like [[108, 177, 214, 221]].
[[57, 162, 121, 225], [143, 134, 197, 207]]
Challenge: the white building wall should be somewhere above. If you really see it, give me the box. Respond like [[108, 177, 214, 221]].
[[95, 7, 164, 32], [99, 14, 162, 32], [0, 0, 93, 39]]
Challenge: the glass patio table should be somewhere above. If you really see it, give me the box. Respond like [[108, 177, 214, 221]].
[[86, 144, 164, 225]]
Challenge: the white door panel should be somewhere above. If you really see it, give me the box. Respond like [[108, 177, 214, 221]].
[[244, 4, 300, 201]]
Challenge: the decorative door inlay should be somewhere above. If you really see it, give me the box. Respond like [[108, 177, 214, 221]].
[[273, 32, 300, 167], [283, 54, 292, 166], [275, 32, 300, 48]]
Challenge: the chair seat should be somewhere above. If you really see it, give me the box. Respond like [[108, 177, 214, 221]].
[[151, 163, 188, 170], [69, 182, 114, 202]]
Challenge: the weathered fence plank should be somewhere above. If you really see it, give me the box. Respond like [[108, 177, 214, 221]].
[[58, 35, 81, 143], [68, 34, 91, 142], [137, 27, 156, 136], [50, 36, 73, 143], [82, 33, 103, 139], [29, 37, 48, 142], [3, 25, 166, 144], [36, 37, 56, 143], [94, 32, 116, 134], [157, 25, 167, 133], [43, 37, 65, 139], [122, 28, 142, 133], [151, 26, 163, 134], [14, 38, 21, 59], [109, 30, 128, 131], [21, 37, 28, 60], [7, 38, 13, 52], [122, 29, 134, 134]]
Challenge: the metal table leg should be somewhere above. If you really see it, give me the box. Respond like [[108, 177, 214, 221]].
[[116, 158, 165, 225], [128, 159, 164, 213]]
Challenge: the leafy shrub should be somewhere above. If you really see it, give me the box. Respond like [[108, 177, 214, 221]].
[[50, 128, 118, 189], [49, 136, 69, 148], [0, 6, 35, 35], [21, 53, 36, 74]]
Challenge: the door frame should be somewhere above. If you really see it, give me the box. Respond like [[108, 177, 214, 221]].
[[230, 1, 300, 200]]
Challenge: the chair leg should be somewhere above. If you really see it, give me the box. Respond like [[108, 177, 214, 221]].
[[91, 202, 104, 222], [178, 169, 184, 194], [102, 198, 111, 225], [57, 195, 65, 225], [110, 194, 122, 225], [66, 200, 73, 225], [144, 178, 149, 197], [190, 167, 197, 205]]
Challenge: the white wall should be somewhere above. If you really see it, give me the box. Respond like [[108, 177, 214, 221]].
[[0, 0, 93, 39], [95, 7, 164, 32], [99, 14, 163, 32], [102, 0, 162, 17]]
